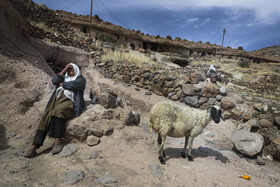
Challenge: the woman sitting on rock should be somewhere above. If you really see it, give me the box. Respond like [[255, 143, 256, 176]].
[[207, 64, 217, 84], [24, 63, 86, 157]]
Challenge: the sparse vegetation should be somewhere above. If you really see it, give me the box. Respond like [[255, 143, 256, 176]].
[[238, 59, 250, 68], [180, 53, 189, 59], [166, 35, 172, 40], [97, 33, 115, 43], [101, 48, 161, 69]]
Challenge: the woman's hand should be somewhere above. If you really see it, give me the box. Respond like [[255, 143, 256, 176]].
[[59, 64, 72, 76], [59, 83, 63, 87]]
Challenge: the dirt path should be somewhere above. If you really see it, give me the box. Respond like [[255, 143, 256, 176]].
[[1, 67, 280, 187]]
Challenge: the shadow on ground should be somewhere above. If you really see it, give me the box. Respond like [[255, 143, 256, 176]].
[[164, 146, 229, 163]]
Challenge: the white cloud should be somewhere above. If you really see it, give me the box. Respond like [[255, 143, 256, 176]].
[[187, 18, 200, 23], [109, 0, 280, 24]]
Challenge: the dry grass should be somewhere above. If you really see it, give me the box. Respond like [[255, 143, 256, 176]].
[[101, 48, 161, 69], [191, 58, 280, 82]]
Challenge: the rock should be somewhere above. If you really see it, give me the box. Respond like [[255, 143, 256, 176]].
[[149, 163, 162, 178], [237, 123, 251, 132], [247, 118, 258, 127], [132, 111, 140, 125], [242, 112, 253, 122], [88, 168, 100, 175], [257, 156, 265, 165], [257, 113, 274, 123], [145, 91, 152, 95], [167, 93, 173, 99], [171, 95, 178, 101], [182, 84, 195, 96], [221, 97, 235, 110], [117, 98, 124, 108], [216, 95, 223, 102], [194, 82, 206, 92], [120, 110, 135, 125], [198, 97, 208, 105], [64, 169, 85, 185], [96, 174, 118, 184], [98, 93, 118, 109], [258, 119, 273, 128], [86, 135, 100, 146], [275, 117, 280, 127], [135, 87, 140, 91], [271, 138, 280, 159], [56, 144, 78, 158], [201, 84, 217, 98], [219, 86, 227, 96], [254, 103, 268, 112], [103, 125, 114, 136], [231, 106, 244, 120], [189, 71, 206, 84], [184, 96, 198, 107], [222, 111, 232, 120], [231, 131, 264, 157]]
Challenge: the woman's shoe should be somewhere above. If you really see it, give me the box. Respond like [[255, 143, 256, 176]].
[[51, 143, 63, 154], [23, 147, 37, 158]]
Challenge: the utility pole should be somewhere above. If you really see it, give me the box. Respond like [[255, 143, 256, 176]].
[[221, 28, 226, 47], [89, 0, 93, 37]]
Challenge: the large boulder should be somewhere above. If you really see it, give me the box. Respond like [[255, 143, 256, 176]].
[[231, 131, 264, 157], [67, 105, 139, 140], [189, 71, 206, 84], [201, 84, 217, 98], [182, 84, 195, 96], [98, 93, 118, 109], [184, 96, 198, 107], [221, 97, 236, 110]]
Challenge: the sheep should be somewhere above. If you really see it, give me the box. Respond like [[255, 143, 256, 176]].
[[149, 100, 222, 164]]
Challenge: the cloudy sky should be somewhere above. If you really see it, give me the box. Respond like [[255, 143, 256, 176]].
[[33, 0, 280, 51]]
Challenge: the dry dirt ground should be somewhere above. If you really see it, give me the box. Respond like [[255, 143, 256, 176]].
[[1, 67, 280, 187]]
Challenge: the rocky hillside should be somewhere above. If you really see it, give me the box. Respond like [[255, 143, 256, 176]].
[[254, 45, 280, 57]]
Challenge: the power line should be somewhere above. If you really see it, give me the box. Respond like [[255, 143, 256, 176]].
[[62, 0, 83, 11], [96, 0, 130, 29]]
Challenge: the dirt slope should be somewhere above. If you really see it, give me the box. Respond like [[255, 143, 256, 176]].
[[1, 67, 280, 187]]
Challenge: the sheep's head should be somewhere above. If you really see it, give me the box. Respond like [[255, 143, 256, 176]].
[[210, 106, 222, 124]]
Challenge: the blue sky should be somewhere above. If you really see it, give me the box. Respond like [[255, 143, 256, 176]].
[[33, 0, 280, 51]]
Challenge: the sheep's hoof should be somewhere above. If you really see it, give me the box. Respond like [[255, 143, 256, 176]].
[[187, 154, 194, 161], [159, 156, 165, 164], [181, 152, 186, 158]]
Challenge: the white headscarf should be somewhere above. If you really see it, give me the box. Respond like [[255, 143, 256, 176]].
[[209, 64, 216, 71], [56, 63, 81, 101]]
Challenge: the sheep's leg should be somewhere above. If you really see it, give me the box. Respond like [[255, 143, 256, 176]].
[[187, 137, 194, 161], [158, 134, 167, 164], [157, 134, 166, 158], [181, 136, 189, 158]]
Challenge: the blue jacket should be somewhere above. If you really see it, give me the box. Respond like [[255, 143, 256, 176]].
[[48, 74, 86, 117]]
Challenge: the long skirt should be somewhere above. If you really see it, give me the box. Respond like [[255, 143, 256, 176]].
[[33, 91, 74, 148]]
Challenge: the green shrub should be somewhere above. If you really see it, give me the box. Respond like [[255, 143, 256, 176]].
[[238, 59, 250, 68], [238, 46, 244, 50], [97, 33, 115, 43], [180, 53, 189, 59]]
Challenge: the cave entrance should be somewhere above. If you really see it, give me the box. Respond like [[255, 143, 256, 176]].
[[143, 42, 147, 50], [130, 43, 135, 50], [151, 45, 157, 52], [82, 26, 87, 33]]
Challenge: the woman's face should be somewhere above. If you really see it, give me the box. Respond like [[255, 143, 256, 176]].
[[67, 65, 75, 77]]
